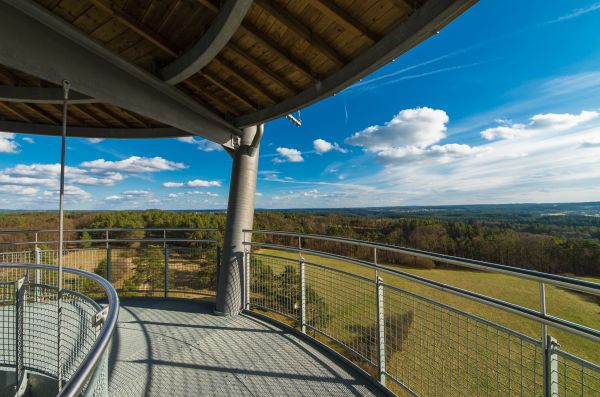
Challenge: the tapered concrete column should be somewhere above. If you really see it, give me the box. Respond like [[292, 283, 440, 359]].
[[216, 124, 262, 315]]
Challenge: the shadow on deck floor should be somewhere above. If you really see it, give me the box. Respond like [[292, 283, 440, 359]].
[[108, 299, 383, 396]]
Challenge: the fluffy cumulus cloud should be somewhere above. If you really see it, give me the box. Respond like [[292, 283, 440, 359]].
[[163, 179, 221, 188], [81, 156, 186, 173], [0, 163, 124, 187], [346, 107, 486, 164], [0, 154, 189, 208], [273, 147, 304, 163], [176, 137, 222, 152], [0, 132, 19, 153], [313, 139, 348, 154], [346, 107, 449, 151], [481, 110, 599, 140]]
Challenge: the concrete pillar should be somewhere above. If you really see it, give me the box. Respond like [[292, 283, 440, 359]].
[[215, 124, 262, 315]]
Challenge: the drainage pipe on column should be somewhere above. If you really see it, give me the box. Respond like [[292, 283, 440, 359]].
[[215, 124, 263, 315]]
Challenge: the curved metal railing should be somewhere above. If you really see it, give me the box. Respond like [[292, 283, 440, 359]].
[[243, 229, 600, 397], [0, 263, 119, 397]]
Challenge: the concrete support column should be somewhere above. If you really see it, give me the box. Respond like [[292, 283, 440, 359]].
[[216, 124, 262, 315]]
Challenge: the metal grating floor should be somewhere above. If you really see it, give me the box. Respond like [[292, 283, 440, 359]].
[[108, 299, 383, 396]]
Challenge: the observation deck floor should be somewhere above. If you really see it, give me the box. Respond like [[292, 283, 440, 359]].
[[108, 299, 383, 396]]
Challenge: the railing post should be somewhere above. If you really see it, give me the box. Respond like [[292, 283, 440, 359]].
[[216, 245, 221, 294], [376, 276, 386, 386], [34, 247, 41, 301], [300, 256, 306, 333], [244, 248, 250, 310], [105, 230, 109, 250], [544, 335, 559, 397], [164, 244, 169, 298], [106, 246, 112, 284], [15, 277, 27, 393]]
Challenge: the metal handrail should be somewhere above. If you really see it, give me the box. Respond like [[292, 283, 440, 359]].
[[0, 263, 119, 397], [0, 238, 218, 246], [244, 229, 600, 296], [0, 227, 219, 234]]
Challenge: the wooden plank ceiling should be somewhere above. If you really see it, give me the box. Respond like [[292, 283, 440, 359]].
[[0, 0, 426, 131]]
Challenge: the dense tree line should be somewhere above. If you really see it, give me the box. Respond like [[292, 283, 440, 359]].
[[0, 208, 598, 276]]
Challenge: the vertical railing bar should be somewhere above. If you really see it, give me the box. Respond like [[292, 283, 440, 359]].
[[300, 256, 306, 334], [377, 276, 386, 386], [545, 336, 559, 397], [541, 281, 550, 397], [164, 244, 169, 298], [34, 247, 41, 302], [106, 246, 112, 285]]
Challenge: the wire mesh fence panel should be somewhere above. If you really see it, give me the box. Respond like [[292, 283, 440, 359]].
[[555, 350, 600, 397], [110, 246, 165, 297], [304, 263, 378, 367], [0, 250, 33, 264], [249, 253, 301, 322], [59, 289, 101, 381], [0, 282, 15, 368], [383, 284, 544, 397], [168, 245, 217, 298], [23, 283, 58, 378]]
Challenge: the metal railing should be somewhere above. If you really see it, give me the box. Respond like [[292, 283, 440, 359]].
[[0, 228, 221, 300], [0, 228, 219, 397], [0, 263, 118, 397], [243, 229, 600, 397]]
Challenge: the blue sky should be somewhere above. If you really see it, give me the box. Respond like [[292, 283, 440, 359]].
[[1, 0, 600, 210]]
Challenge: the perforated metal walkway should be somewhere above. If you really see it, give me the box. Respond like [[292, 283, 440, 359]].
[[108, 299, 383, 396]]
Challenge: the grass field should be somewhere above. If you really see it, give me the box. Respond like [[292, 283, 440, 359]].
[[251, 248, 600, 396]]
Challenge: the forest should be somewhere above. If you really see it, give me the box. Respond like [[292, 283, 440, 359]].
[[0, 202, 598, 276]]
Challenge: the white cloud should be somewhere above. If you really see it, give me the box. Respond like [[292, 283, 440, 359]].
[[481, 110, 599, 140], [163, 182, 184, 188], [122, 190, 152, 198], [87, 138, 104, 144], [346, 107, 449, 152], [80, 156, 186, 173], [42, 185, 91, 201], [105, 195, 122, 201], [176, 136, 222, 152], [313, 139, 347, 154], [0, 132, 19, 153], [377, 143, 491, 164], [274, 147, 304, 163], [163, 179, 221, 188], [22, 137, 34, 144], [0, 185, 38, 195], [0, 163, 125, 187], [345, 107, 486, 165], [186, 179, 221, 187]]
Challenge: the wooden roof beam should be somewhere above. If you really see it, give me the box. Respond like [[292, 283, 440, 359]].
[[160, 0, 253, 84], [88, 0, 178, 57], [201, 72, 258, 111], [254, 0, 347, 68], [224, 43, 299, 94], [182, 80, 242, 117], [195, 0, 317, 82], [0, 102, 33, 123], [310, 0, 379, 44], [213, 57, 280, 104]]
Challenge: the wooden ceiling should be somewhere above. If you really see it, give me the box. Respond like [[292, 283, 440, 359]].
[[0, 0, 475, 138]]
